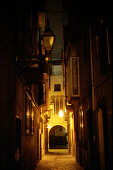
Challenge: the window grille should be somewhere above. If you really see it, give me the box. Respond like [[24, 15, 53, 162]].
[[54, 84, 61, 91]]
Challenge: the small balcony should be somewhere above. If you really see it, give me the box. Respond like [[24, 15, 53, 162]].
[[16, 28, 43, 84]]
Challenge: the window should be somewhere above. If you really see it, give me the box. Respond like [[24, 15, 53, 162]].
[[52, 65, 62, 75], [25, 94, 29, 134], [78, 106, 84, 141], [96, 20, 112, 74], [60, 98, 63, 110], [71, 57, 80, 96], [29, 101, 34, 134], [56, 98, 59, 114], [54, 84, 61, 91], [25, 94, 34, 135], [51, 98, 55, 114], [50, 96, 65, 115]]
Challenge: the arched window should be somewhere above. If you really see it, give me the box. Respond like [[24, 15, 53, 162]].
[[51, 97, 55, 114], [56, 98, 59, 114], [60, 98, 63, 110]]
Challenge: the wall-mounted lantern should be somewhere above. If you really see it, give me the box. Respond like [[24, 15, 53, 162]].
[[42, 19, 55, 54]]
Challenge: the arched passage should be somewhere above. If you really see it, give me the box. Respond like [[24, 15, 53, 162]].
[[49, 125, 68, 149]]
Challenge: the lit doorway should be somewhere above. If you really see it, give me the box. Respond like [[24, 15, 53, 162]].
[[49, 125, 68, 149]]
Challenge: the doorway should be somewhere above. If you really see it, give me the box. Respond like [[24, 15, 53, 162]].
[[49, 125, 68, 149], [97, 108, 105, 170], [15, 117, 21, 169]]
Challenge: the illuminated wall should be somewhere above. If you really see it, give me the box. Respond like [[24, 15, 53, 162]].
[[48, 65, 67, 132]]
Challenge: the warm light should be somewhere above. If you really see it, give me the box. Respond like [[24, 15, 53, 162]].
[[47, 124, 51, 129], [50, 104, 53, 109], [67, 102, 72, 106], [59, 110, 64, 118], [43, 30, 55, 52], [45, 56, 49, 62], [32, 111, 34, 120], [80, 123, 84, 128], [79, 106, 83, 117], [50, 37, 54, 46], [26, 112, 29, 117]]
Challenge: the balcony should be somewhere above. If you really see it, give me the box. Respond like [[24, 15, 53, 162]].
[[16, 56, 42, 84], [16, 28, 43, 84]]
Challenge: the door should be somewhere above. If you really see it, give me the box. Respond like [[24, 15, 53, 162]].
[[15, 117, 21, 169], [98, 108, 105, 170]]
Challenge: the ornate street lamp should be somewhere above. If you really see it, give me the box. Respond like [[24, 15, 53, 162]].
[[42, 18, 55, 74], [42, 19, 55, 55]]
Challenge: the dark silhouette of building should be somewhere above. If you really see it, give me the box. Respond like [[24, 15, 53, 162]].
[[0, 1, 112, 170], [64, 1, 112, 170], [0, 1, 47, 170]]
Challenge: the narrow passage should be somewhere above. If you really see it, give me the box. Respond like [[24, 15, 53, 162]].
[[35, 149, 84, 170]]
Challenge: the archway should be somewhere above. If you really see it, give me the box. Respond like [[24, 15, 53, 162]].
[[49, 125, 68, 149]]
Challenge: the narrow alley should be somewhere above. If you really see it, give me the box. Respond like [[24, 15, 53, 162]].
[[0, 1, 112, 170], [36, 149, 83, 170]]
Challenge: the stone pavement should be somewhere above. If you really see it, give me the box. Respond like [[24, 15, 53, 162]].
[[35, 149, 84, 170]]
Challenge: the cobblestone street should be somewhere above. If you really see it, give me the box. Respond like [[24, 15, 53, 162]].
[[35, 149, 84, 170]]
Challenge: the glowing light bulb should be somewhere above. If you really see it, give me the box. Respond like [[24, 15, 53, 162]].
[[59, 110, 64, 118], [47, 124, 51, 129]]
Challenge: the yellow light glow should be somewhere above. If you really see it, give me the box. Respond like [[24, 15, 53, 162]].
[[59, 110, 64, 118], [81, 111, 83, 117], [47, 124, 51, 129], [80, 123, 84, 128], [67, 102, 72, 106], [45, 57, 49, 62], [49, 37, 54, 46], [50, 104, 53, 109], [26, 112, 29, 117]]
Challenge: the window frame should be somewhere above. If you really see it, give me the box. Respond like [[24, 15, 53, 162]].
[[25, 93, 34, 135], [70, 56, 80, 97], [54, 84, 61, 92]]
